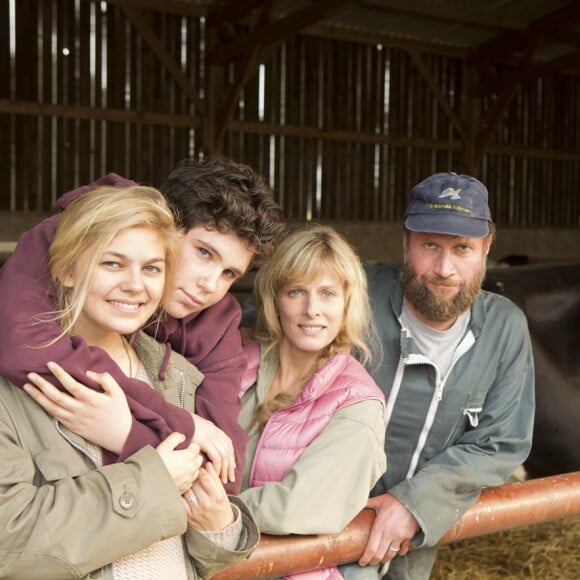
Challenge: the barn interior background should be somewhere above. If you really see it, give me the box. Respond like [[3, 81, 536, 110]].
[[1, 0, 580, 266], [1, 1, 579, 577]]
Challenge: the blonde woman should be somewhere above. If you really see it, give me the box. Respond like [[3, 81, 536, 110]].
[[0, 186, 258, 579], [238, 224, 386, 580]]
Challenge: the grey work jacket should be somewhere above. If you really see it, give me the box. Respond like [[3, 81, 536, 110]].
[[366, 264, 535, 547]]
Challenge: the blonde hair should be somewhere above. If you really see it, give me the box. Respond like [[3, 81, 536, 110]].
[[252, 224, 379, 430], [255, 223, 378, 366], [48, 185, 178, 338]]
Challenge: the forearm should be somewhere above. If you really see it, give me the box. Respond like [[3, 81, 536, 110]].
[[391, 377, 535, 545], [159, 296, 247, 492], [194, 368, 248, 494]]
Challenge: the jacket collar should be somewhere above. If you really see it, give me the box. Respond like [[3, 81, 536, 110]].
[[255, 344, 350, 404]]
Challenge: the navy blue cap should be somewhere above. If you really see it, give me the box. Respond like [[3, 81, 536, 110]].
[[405, 173, 491, 238]]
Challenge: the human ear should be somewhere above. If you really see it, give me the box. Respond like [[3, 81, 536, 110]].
[[483, 236, 492, 256], [60, 270, 75, 288]]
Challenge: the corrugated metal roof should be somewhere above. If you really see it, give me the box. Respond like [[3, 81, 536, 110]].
[[176, 0, 580, 62], [280, 0, 579, 58]]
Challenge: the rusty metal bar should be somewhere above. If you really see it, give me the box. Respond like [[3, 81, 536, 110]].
[[214, 472, 580, 579]]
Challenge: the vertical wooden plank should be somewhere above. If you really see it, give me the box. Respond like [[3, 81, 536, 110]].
[[14, 0, 40, 210], [358, 43, 371, 220], [128, 11, 138, 181], [286, 34, 298, 217], [151, 10, 169, 184], [164, 12, 177, 180], [69, 0, 80, 187], [0, 0, 11, 209], [78, 0, 92, 187], [319, 37, 331, 219], [39, 0, 54, 206], [105, 2, 127, 176], [96, 0, 107, 178], [54, 0, 72, 196], [4, 7, 578, 232]]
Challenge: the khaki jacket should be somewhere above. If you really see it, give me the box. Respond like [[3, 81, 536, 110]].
[[0, 331, 259, 579]]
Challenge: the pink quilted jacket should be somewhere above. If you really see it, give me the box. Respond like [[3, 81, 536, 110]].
[[241, 341, 385, 580]]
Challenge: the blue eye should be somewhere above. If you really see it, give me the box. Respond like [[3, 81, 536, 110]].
[[144, 265, 162, 274]]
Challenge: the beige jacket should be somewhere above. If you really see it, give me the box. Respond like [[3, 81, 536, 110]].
[[0, 331, 259, 579]]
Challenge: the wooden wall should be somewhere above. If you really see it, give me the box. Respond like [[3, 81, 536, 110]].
[[1, 0, 579, 229]]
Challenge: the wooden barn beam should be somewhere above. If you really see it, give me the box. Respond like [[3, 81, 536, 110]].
[[229, 117, 580, 161], [467, 1, 580, 68], [470, 40, 535, 165], [213, 55, 261, 150], [212, 472, 580, 580], [473, 84, 519, 165], [205, 0, 264, 49], [360, 0, 526, 32], [0, 99, 202, 128], [561, 24, 580, 52], [206, 0, 354, 65], [205, 0, 264, 28], [101, 0, 208, 18], [406, 49, 465, 139], [303, 21, 467, 59], [473, 47, 580, 97], [3, 100, 579, 164], [229, 118, 462, 152], [211, 1, 276, 152], [120, 4, 207, 115]]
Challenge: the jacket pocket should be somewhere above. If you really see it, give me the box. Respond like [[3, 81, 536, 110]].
[[34, 447, 88, 482], [461, 392, 487, 428], [441, 391, 488, 447]]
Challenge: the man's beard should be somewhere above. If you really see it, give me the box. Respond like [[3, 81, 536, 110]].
[[400, 261, 486, 323]]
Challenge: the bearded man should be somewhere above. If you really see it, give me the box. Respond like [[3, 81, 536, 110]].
[[335, 172, 535, 579], [240, 172, 535, 579]]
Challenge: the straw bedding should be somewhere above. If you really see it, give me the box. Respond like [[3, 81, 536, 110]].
[[431, 516, 580, 579]]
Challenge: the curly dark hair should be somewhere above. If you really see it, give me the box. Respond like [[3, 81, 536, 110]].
[[160, 157, 284, 265]]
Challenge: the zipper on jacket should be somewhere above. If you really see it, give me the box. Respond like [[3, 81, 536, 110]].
[[383, 358, 405, 429], [178, 370, 186, 408], [54, 419, 98, 467], [402, 330, 477, 479], [439, 331, 476, 401]]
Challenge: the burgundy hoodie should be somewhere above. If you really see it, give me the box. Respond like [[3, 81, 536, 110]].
[[0, 174, 248, 493]]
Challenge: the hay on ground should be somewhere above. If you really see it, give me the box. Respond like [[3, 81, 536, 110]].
[[431, 516, 580, 579]]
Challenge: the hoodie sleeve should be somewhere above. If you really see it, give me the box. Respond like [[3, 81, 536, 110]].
[[0, 175, 195, 463], [153, 295, 249, 494]]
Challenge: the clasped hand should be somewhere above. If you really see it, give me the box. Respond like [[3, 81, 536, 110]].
[[24, 362, 132, 454], [191, 413, 236, 486], [358, 493, 420, 567], [181, 462, 235, 531], [24, 362, 237, 487]]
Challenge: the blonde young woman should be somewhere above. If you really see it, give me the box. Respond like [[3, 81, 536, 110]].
[[0, 186, 258, 579], [238, 224, 387, 580]]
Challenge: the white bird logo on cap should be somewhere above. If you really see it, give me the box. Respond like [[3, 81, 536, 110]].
[[438, 187, 462, 200]]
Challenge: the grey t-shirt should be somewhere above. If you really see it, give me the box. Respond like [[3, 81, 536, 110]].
[[400, 300, 470, 379]]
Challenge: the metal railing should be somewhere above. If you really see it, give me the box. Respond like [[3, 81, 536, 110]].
[[214, 471, 580, 579]]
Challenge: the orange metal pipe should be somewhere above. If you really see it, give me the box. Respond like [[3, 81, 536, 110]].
[[214, 472, 580, 579]]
